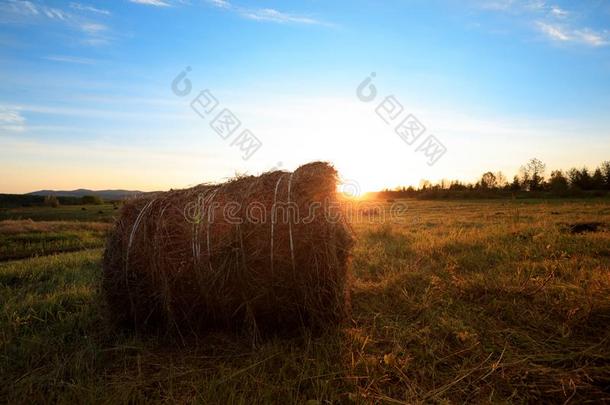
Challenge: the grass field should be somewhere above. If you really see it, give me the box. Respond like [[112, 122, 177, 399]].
[[1, 199, 609, 403], [0, 204, 117, 223], [0, 220, 111, 261]]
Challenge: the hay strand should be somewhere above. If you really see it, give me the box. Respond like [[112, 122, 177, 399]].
[[102, 162, 354, 336]]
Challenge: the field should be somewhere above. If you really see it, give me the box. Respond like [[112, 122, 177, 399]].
[[1, 199, 609, 403], [0, 220, 111, 261], [0, 203, 117, 223]]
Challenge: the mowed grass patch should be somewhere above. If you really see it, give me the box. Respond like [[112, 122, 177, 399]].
[[0, 251, 353, 404], [0, 220, 111, 261], [349, 199, 610, 403], [1, 199, 609, 403], [0, 204, 117, 223]]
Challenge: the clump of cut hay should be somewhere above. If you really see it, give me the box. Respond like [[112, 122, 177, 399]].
[[102, 162, 354, 336]]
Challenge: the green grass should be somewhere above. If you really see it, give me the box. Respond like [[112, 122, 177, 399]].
[[1, 199, 609, 403], [0, 251, 349, 404], [0, 204, 117, 222], [0, 220, 111, 261]]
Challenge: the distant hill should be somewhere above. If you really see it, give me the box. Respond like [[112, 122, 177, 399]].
[[26, 189, 145, 201]]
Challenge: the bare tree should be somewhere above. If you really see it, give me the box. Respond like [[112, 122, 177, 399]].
[[521, 158, 546, 191], [495, 171, 507, 188]]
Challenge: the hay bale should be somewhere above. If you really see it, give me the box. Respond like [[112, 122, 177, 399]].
[[102, 162, 353, 336]]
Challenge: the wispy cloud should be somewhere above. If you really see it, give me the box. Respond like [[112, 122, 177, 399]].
[[44, 55, 98, 65], [572, 28, 609, 47], [2, 103, 190, 121], [120, 0, 330, 25], [0, 0, 67, 21], [13, 0, 38, 15], [0, 0, 112, 45], [536, 22, 608, 46], [42, 7, 67, 20], [550, 6, 568, 18], [206, 0, 330, 26], [240, 8, 321, 25], [70, 3, 110, 16], [129, 0, 170, 6], [477, 0, 545, 13], [208, 0, 229, 8], [0, 106, 26, 133], [474, 0, 609, 48], [79, 22, 107, 34], [536, 21, 569, 41]]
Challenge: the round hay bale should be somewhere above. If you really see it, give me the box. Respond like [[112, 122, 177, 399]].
[[102, 162, 354, 336]]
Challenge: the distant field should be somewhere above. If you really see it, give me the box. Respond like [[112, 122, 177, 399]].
[[0, 204, 117, 222], [1, 199, 609, 403], [0, 220, 111, 261]]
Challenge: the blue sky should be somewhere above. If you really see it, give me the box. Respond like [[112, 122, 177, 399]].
[[1, 0, 609, 193]]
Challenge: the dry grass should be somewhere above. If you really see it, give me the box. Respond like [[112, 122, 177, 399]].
[[1, 198, 609, 403], [0, 219, 111, 235], [103, 162, 353, 336], [0, 204, 117, 222], [0, 219, 111, 261], [348, 199, 610, 402]]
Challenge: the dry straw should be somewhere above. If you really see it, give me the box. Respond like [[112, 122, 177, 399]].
[[103, 162, 354, 337]]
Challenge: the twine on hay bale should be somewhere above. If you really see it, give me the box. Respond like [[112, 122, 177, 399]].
[[102, 162, 354, 336]]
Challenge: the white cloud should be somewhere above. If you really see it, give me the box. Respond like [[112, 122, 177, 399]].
[[44, 55, 97, 65], [76, 22, 111, 45], [129, 0, 170, 6], [474, 1, 609, 48], [206, 0, 329, 26], [523, 0, 546, 12], [0, 0, 112, 46], [536, 22, 609, 47], [2, 103, 190, 121], [43, 7, 67, 20], [550, 6, 568, 18], [208, 0, 230, 8], [0, 0, 68, 21], [20, 0, 39, 15], [70, 3, 110, 16], [79, 22, 107, 34], [0, 0, 39, 17], [573, 29, 609, 47], [476, 0, 567, 17], [241, 8, 319, 25], [0, 107, 26, 133], [80, 37, 110, 46], [477, 0, 545, 13], [536, 21, 569, 41]]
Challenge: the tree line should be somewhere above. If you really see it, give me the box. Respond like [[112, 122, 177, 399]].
[[0, 194, 105, 208], [379, 159, 610, 199]]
